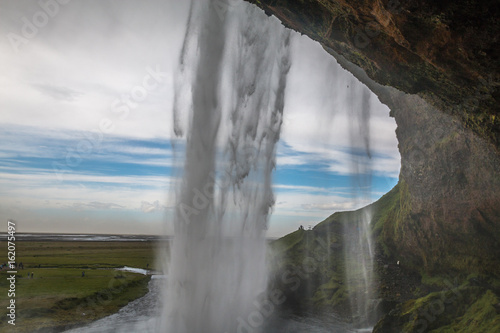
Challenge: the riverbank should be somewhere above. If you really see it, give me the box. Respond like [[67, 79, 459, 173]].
[[0, 240, 160, 332]]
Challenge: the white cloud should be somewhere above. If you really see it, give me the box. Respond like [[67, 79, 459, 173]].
[[68, 201, 125, 211], [0, 171, 172, 211], [141, 200, 167, 213], [276, 154, 309, 166], [0, 170, 172, 186], [301, 202, 358, 211], [274, 191, 371, 217], [0, 0, 190, 139], [273, 184, 330, 193]]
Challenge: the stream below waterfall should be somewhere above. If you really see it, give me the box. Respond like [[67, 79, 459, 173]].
[[64, 276, 372, 333]]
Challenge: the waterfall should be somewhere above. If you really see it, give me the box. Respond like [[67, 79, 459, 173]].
[[161, 0, 381, 331], [162, 0, 291, 332], [344, 80, 377, 328], [343, 207, 377, 328]]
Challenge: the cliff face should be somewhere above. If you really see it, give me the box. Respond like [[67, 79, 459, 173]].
[[268, 186, 410, 318], [247, 0, 500, 330], [245, 0, 500, 280], [269, 183, 500, 332], [389, 91, 500, 277]]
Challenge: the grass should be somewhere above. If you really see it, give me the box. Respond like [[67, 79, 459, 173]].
[[7, 241, 158, 269], [0, 240, 161, 332]]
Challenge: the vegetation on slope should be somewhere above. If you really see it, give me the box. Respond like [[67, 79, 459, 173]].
[[268, 185, 403, 317], [269, 185, 500, 331]]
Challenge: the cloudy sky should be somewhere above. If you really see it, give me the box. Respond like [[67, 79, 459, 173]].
[[0, 0, 400, 237]]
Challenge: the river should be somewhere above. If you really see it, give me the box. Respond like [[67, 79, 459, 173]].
[[64, 275, 371, 333]]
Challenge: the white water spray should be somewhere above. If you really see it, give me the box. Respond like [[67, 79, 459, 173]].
[[344, 80, 378, 328], [162, 0, 291, 332]]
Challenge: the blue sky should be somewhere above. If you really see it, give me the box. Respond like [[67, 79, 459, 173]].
[[0, 0, 399, 237]]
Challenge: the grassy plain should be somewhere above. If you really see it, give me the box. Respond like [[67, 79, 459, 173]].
[[0, 240, 160, 333]]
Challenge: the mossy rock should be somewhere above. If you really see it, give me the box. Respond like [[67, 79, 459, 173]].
[[374, 286, 500, 332]]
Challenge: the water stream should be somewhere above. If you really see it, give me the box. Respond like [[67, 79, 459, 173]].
[[64, 276, 363, 333]]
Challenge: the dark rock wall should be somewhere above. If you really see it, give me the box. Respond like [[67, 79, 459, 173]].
[[389, 92, 500, 277], [339, 61, 500, 277], [246, 0, 499, 145]]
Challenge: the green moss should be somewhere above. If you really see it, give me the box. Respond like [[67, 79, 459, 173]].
[[329, 285, 348, 307], [312, 277, 339, 303], [371, 183, 401, 235], [376, 284, 500, 333], [431, 290, 500, 333], [421, 273, 450, 288]]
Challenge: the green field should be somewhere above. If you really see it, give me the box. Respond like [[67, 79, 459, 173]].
[[0, 241, 163, 333]]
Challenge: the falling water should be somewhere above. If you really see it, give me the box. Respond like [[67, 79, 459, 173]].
[[162, 0, 291, 332], [343, 80, 378, 328], [343, 207, 377, 328], [161, 0, 383, 331]]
